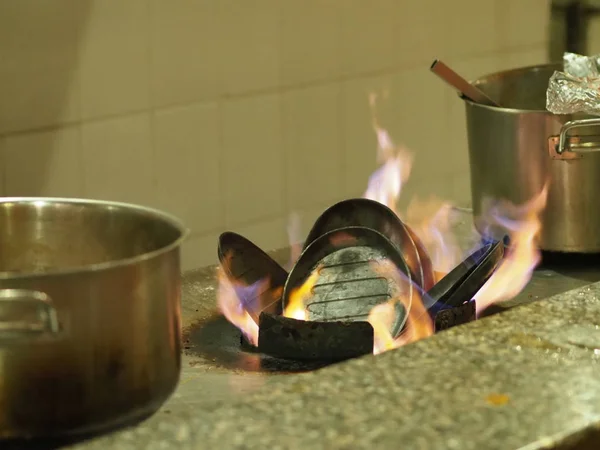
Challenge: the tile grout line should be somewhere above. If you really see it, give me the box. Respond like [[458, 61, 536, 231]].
[[0, 42, 548, 141], [146, 0, 159, 206]]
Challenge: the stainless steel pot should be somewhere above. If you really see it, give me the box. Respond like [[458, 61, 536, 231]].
[[463, 63, 600, 252], [0, 197, 188, 439]]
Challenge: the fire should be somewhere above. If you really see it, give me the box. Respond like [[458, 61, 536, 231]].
[[216, 250, 283, 346], [405, 197, 462, 281], [216, 265, 260, 346], [282, 268, 321, 321], [368, 260, 434, 354], [363, 97, 412, 216], [216, 90, 548, 357], [473, 185, 549, 315]]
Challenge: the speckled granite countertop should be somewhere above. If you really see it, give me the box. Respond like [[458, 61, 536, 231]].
[[58, 209, 600, 450], [58, 260, 600, 450]]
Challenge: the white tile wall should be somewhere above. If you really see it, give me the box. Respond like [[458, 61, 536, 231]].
[[341, 75, 390, 197], [81, 113, 155, 205], [221, 94, 285, 227], [0, 0, 81, 134], [3, 126, 83, 197], [78, 0, 151, 119], [280, 0, 342, 87], [340, 0, 395, 76], [151, 0, 221, 107], [283, 84, 344, 210], [447, 0, 502, 58], [153, 102, 222, 233], [218, 0, 280, 95], [0, 0, 551, 271]]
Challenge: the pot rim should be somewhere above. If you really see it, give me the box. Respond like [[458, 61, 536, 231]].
[[460, 62, 566, 115], [0, 197, 190, 280]]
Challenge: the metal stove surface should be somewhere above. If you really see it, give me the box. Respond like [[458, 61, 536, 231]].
[[169, 212, 600, 415], [49, 209, 600, 449]]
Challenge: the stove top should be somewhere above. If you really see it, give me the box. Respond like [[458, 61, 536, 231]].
[[24, 210, 600, 450]]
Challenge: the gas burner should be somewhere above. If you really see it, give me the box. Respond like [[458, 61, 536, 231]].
[[218, 198, 506, 362]]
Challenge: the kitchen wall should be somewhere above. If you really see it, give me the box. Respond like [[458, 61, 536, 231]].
[[0, 0, 550, 271]]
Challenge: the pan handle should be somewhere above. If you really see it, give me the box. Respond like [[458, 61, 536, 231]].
[[549, 118, 600, 160], [0, 289, 60, 334]]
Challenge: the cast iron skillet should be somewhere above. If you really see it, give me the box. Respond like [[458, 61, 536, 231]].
[[425, 238, 505, 315], [218, 231, 288, 319], [302, 198, 436, 293], [283, 226, 412, 339]]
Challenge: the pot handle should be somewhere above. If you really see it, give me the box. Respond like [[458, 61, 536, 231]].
[[0, 289, 60, 334], [549, 118, 600, 160]]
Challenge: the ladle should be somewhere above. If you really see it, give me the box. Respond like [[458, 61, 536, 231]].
[[430, 59, 500, 107]]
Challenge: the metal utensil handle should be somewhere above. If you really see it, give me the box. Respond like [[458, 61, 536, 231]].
[[430, 59, 500, 107], [0, 289, 59, 334], [557, 118, 600, 154]]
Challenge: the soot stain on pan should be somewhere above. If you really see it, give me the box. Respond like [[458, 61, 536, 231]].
[[182, 313, 332, 373]]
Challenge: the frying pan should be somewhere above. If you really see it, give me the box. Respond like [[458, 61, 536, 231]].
[[426, 239, 505, 316], [283, 226, 412, 339], [303, 198, 436, 293], [217, 231, 288, 319]]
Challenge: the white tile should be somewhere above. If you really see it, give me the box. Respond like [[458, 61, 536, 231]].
[[78, 0, 150, 119], [3, 126, 83, 197], [81, 113, 155, 206], [448, 55, 507, 83], [446, 0, 501, 58], [283, 84, 343, 210], [183, 217, 289, 272], [233, 216, 288, 254], [392, 0, 451, 66], [340, 0, 395, 76], [386, 67, 450, 170], [280, 0, 342, 86], [151, 0, 221, 107], [221, 94, 285, 227], [154, 102, 222, 234], [341, 75, 391, 198], [0, 138, 4, 196], [217, 0, 279, 94], [342, 66, 452, 207], [448, 171, 472, 208], [589, 16, 600, 56], [0, 0, 80, 133], [499, 0, 550, 49], [504, 47, 549, 71], [181, 231, 221, 272]]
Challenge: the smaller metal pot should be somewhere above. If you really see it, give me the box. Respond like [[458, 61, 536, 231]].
[[0, 197, 188, 439]]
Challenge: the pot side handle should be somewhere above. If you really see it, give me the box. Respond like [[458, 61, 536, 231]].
[[549, 118, 600, 160], [0, 289, 59, 334]]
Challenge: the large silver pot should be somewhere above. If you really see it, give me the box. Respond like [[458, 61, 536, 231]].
[[464, 63, 600, 252], [0, 197, 188, 438]]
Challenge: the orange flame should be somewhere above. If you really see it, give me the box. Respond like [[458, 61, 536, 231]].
[[473, 185, 549, 315], [217, 91, 549, 357], [216, 266, 260, 346], [405, 197, 463, 279], [282, 268, 321, 321], [368, 260, 434, 354]]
